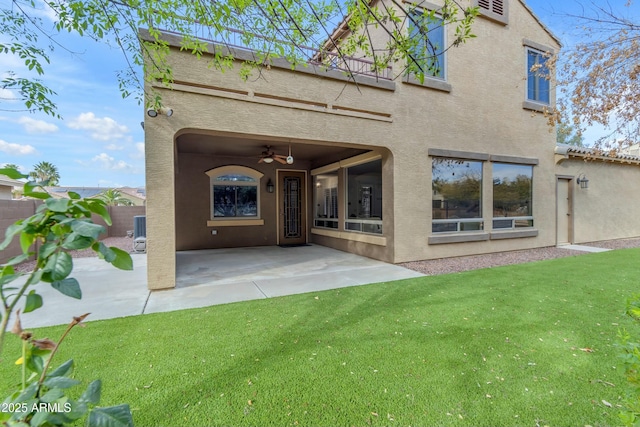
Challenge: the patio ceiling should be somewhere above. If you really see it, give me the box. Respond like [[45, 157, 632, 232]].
[[176, 132, 370, 168]]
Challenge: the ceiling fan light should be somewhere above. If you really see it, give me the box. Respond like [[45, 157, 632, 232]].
[[263, 157, 274, 164]]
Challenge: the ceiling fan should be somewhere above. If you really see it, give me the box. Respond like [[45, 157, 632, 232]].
[[258, 145, 294, 165]]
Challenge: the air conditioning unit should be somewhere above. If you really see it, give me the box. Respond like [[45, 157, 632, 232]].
[[133, 237, 147, 253], [133, 215, 146, 239]]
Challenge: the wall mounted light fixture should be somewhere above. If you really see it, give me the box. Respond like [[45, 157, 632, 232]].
[[266, 178, 275, 193], [577, 173, 589, 189], [146, 107, 174, 117]]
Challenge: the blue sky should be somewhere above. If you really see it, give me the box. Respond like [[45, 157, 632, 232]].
[[0, 0, 637, 187]]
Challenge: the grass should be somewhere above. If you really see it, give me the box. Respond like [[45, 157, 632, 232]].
[[1, 248, 640, 426]]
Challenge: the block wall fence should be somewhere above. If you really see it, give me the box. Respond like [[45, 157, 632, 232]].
[[0, 200, 145, 264]]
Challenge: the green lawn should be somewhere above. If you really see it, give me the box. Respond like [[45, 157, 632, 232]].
[[2, 248, 640, 426]]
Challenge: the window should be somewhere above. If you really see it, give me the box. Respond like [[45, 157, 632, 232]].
[[527, 48, 550, 105], [408, 10, 445, 80], [346, 159, 383, 234], [492, 163, 533, 229], [205, 166, 263, 220], [314, 171, 339, 229], [432, 158, 483, 233]]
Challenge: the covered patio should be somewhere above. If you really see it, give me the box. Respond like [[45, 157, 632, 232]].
[[144, 244, 423, 311]]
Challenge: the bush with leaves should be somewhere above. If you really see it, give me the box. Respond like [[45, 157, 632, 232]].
[[0, 167, 134, 427], [618, 295, 640, 426]]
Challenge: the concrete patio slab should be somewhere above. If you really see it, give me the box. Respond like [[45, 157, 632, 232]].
[[557, 244, 611, 253], [144, 281, 267, 313], [14, 253, 148, 329], [9, 245, 424, 328]]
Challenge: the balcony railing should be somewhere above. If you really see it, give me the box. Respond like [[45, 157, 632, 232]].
[[158, 25, 393, 80]]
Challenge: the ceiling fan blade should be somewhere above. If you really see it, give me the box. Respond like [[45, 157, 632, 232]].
[[274, 157, 287, 164]]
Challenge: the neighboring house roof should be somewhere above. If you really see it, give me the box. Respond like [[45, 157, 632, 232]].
[[555, 144, 640, 165], [0, 176, 25, 188], [45, 187, 147, 201], [118, 187, 147, 200]]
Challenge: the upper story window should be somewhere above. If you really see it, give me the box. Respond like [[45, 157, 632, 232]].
[[408, 9, 445, 80], [476, 0, 508, 25], [205, 166, 263, 220], [526, 48, 550, 105]]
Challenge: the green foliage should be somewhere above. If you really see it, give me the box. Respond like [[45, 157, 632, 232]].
[[1, 0, 478, 115], [1, 248, 636, 426], [0, 313, 133, 427], [0, 167, 135, 426], [29, 162, 60, 187], [557, 120, 585, 146], [96, 189, 134, 207], [618, 295, 640, 426]]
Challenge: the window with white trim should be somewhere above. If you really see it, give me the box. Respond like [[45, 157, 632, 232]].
[[492, 163, 533, 229], [313, 171, 339, 229], [526, 48, 550, 105], [346, 159, 383, 234], [408, 9, 446, 80], [205, 166, 263, 220], [432, 158, 483, 233]]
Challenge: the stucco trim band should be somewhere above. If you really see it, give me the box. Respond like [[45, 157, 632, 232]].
[[311, 228, 387, 246], [522, 100, 549, 113], [490, 154, 539, 165], [404, 75, 453, 93], [428, 149, 490, 161], [428, 232, 490, 245], [207, 219, 265, 226], [160, 81, 393, 123], [490, 229, 539, 240]]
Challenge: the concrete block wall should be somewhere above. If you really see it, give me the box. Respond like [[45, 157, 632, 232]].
[[0, 201, 146, 263], [108, 206, 146, 236], [0, 200, 40, 264]]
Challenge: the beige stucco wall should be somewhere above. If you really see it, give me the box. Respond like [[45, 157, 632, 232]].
[[556, 156, 640, 243], [144, 0, 561, 289], [0, 186, 12, 200]]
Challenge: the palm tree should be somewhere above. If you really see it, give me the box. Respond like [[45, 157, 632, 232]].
[[96, 189, 134, 206], [3, 163, 21, 172], [29, 161, 60, 185]]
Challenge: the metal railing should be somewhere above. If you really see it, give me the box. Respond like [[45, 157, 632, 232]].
[[158, 24, 393, 80]]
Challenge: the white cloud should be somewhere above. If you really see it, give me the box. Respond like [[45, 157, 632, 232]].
[[105, 144, 124, 151], [68, 112, 130, 142], [18, 116, 59, 134], [0, 87, 16, 102], [98, 179, 124, 188], [92, 153, 135, 172], [130, 142, 145, 159], [0, 140, 38, 155]]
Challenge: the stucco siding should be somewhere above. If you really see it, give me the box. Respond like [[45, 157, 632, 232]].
[[556, 158, 640, 243], [143, 0, 562, 289]]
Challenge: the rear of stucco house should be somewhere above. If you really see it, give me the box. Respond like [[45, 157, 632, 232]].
[[143, 0, 632, 291]]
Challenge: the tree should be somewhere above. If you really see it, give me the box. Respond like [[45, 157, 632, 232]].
[[97, 188, 134, 206], [1, 0, 478, 117], [2, 163, 21, 171], [553, 2, 640, 149], [29, 161, 60, 186], [557, 120, 585, 146]]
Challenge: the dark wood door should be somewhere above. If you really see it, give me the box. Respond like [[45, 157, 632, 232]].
[[278, 171, 307, 245]]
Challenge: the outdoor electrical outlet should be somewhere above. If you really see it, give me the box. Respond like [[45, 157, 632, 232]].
[[211, 230, 217, 235]]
